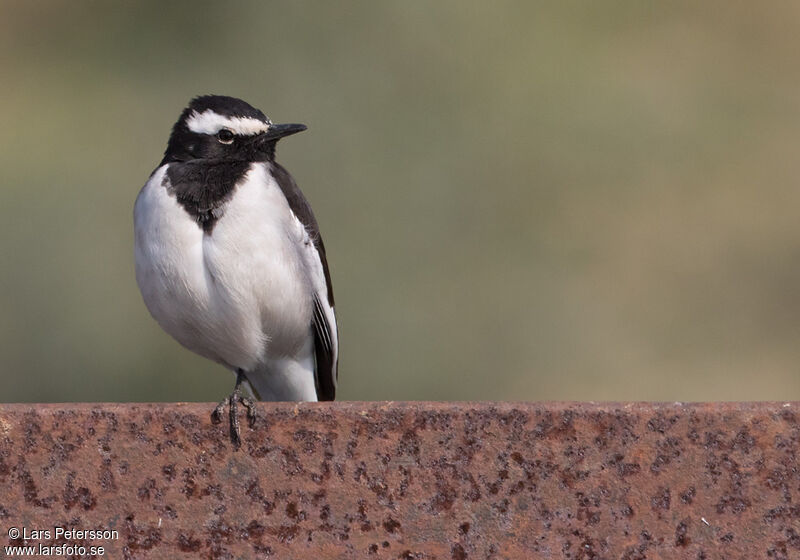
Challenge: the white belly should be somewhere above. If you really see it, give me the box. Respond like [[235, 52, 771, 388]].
[[133, 163, 313, 372]]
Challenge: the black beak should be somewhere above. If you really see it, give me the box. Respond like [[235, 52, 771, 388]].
[[262, 123, 307, 142]]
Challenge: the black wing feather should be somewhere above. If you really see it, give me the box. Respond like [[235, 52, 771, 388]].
[[271, 162, 337, 400], [312, 295, 336, 400]]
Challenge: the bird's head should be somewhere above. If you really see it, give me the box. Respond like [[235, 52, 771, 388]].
[[161, 95, 306, 164]]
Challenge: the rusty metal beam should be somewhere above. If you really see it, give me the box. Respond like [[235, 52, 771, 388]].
[[0, 402, 798, 558]]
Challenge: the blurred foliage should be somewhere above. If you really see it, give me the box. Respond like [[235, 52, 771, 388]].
[[1, 1, 799, 402]]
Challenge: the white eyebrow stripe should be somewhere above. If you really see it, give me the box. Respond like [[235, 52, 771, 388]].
[[185, 109, 270, 136]]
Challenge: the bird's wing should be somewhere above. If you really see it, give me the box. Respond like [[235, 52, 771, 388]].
[[271, 162, 338, 400]]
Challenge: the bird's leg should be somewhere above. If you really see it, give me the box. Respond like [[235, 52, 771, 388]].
[[211, 369, 257, 448]]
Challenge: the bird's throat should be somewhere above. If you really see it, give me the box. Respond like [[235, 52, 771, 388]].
[[164, 160, 252, 233]]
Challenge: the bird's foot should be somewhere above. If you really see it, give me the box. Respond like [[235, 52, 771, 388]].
[[211, 370, 257, 449]]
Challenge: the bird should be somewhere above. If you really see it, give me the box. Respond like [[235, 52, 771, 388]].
[[134, 95, 338, 447]]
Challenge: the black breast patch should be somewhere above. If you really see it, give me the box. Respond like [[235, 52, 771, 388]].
[[164, 160, 251, 233]]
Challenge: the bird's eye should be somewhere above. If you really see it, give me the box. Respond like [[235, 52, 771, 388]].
[[217, 129, 235, 144]]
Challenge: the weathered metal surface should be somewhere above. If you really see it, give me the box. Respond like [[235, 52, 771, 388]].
[[0, 402, 798, 559]]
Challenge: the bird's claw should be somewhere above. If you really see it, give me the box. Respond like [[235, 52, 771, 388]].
[[242, 396, 257, 428], [211, 371, 256, 448]]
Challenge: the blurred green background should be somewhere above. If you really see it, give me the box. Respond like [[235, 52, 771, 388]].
[[1, 1, 799, 403]]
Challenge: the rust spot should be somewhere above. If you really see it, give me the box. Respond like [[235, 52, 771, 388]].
[[177, 533, 202, 552], [63, 472, 97, 511], [161, 463, 176, 481], [675, 519, 690, 547], [246, 520, 266, 539], [621, 505, 635, 518], [285, 501, 305, 521], [123, 514, 161, 558], [383, 516, 401, 534], [680, 486, 696, 504], [650, 487, 671, 512]]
